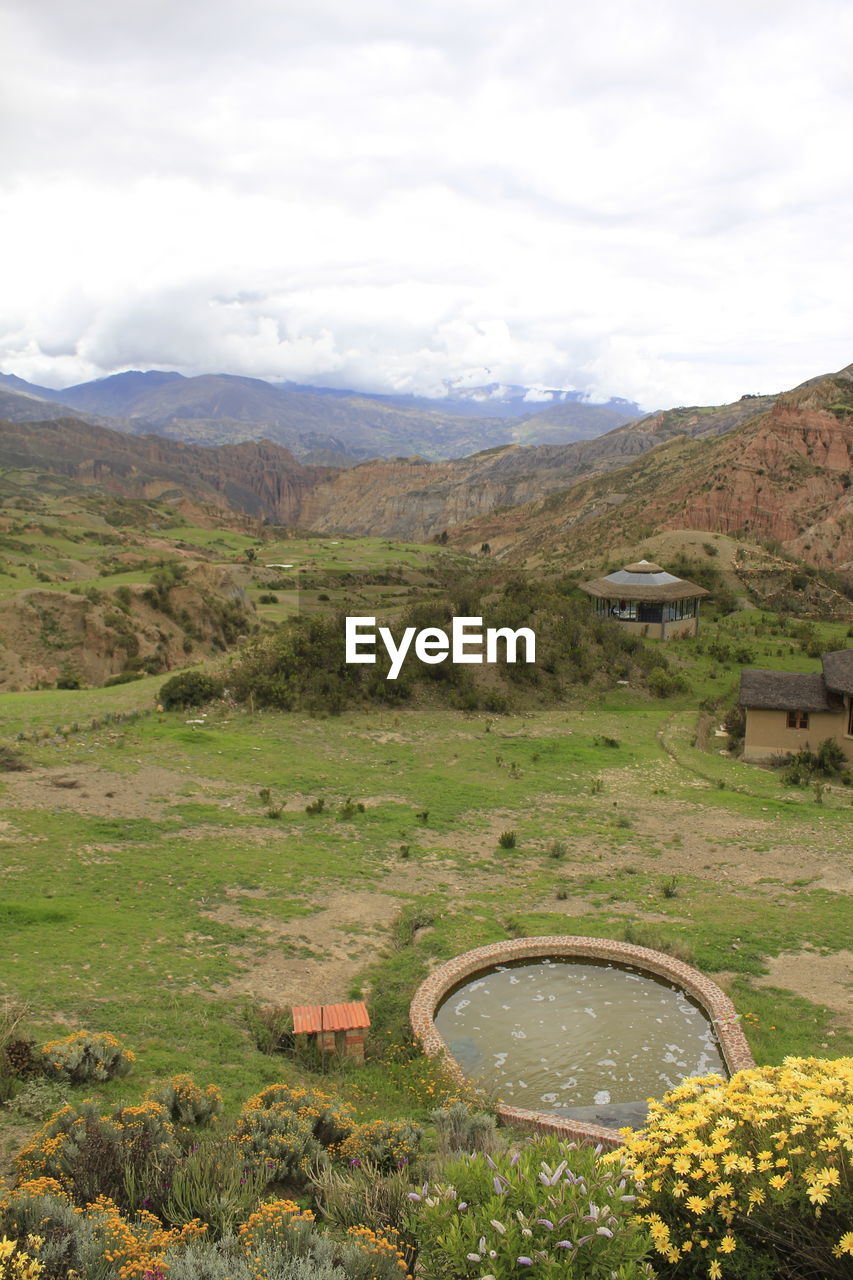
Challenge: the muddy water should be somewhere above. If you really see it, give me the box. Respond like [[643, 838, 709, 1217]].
[[434, 958, 727, 1129]]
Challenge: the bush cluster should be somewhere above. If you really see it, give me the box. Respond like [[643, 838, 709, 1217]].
[[616, 1056, 853, 1278], [235, 1085, 354, 1188], [406, 1137, 652, 1279], [38, 1031, 135, 1085], [225, 575, 691, 715]]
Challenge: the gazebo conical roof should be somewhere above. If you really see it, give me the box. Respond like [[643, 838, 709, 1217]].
[[622, 559, 665, 573], [578, 559, 709, 603]]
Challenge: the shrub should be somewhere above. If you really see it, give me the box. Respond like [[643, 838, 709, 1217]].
[[238, 1200, 410, 1280], [0, 745, 29, 772], [0, 1180, 205, 1280], [335, 1120, 423, 1173], [163, 1136, 268, 1239], [817, 737, 847, 776], [244, 1003, 293, 1055], [617, 1056, 853, 1278], [235, 1085, 353, 1187], [5, 1078, 70, 1121], [406, 1137, 652, 1279], [15, 1099, 181, 1215], [0, 1000, 30, 1103], [38, 1030, 135, 1084], [722, 703, 746, 749], [159, 671, 224, 709], [312, 1159, 417, 1237], [149, 1074, 223, 1128], [497, 830, 517, 849], [431, 1102, 500, 1157]]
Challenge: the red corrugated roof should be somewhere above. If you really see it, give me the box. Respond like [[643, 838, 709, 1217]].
[[292, 1002, 370, 1034]]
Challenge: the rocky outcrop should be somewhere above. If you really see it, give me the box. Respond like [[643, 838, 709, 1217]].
[[0, 418, 330, 526]]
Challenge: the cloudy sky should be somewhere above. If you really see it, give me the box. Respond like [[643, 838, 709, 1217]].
[[2, 0, 852, 409]]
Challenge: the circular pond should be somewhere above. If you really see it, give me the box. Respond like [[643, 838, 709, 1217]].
[[434, 956, 727, 1129]]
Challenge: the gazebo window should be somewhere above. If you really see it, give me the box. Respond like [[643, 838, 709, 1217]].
[[610, 600, 637, 620], [663, 599, 695, 621], [786, 710, 809, 729]]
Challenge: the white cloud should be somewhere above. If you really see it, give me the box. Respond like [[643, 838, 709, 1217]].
[[1, 0, 852, 404]]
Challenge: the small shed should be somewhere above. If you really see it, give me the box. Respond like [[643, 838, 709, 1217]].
[[292, 1001, 370, 1063], [578, 560, 709, 639]]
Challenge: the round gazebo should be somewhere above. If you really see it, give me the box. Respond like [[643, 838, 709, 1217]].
[[578, 559, 709, 639]]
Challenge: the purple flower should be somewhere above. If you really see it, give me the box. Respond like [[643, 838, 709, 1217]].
[[349, 1158, 361, 1167], [517, 1257, 533, 1266], [596, 1227, 614, 1238]]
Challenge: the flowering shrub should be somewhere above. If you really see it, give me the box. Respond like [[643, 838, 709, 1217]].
[[238, 1201, 410, 1280], [0, 1182, 205, 1279], [335, 1120, 423, 1173], [617, 1056, 853, 1278], [406, 1137, 652, 1279], [238, 1198, 318, 1258], [149, 1074, 223, 1129], [235, 1105, 321, 1187], [0, 1234, 44, 1280], [235, 1085, 353, 1187], [14, 1100, 180, 1214], [38, 1032, 134, 1084], [342, 1225, 409, 1278]]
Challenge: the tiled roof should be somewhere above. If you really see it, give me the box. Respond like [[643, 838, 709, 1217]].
[[292, 1002, 370, 1034]]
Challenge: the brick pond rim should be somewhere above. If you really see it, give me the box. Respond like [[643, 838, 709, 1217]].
[[409, 935, 756, 1149]]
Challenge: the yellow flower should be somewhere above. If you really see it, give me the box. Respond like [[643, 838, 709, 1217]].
[[719, 1235, 736, 1253], [708, 1262, 722, 1279], [834, 1231, 853, 1257]]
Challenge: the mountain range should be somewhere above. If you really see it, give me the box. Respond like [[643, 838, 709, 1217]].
[[0, 370, 641, 462], [1, 363, 850, 572]]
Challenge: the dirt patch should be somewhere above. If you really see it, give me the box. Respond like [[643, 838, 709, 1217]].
[[2, 765, 189, 819], [206, 888, 404, 1006], [756, 948, 853, 1025]]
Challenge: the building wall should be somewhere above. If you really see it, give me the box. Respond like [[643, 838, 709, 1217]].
[[661, 616, 699, 639], [606, 616, 698, 640], [742, 706, 853, 762]]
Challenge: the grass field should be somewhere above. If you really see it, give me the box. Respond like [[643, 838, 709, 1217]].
[[1, 597, 851, 1181]]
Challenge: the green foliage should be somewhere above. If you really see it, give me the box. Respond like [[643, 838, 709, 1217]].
[[780, 740, 851, 788], [244, 1004, 293, 1056], [646, 665, 689, 698], [38, 1030, 135, 1084], [313, 1159, 420, 1238], [722, 702, 746, 748], [336, 1119, 423, 1173], [149, 1073, 223, 1128], [406, 1137, 652, 1279], [162, 1136, 267, 1238], [431, 1102, 500, 1157], [235, 1085, 353, 1188], [15, 1098, 181, 1215], [497, 830, 517, 849], [159, 671, 224, 709]]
